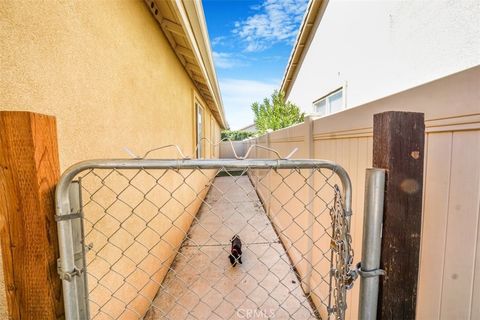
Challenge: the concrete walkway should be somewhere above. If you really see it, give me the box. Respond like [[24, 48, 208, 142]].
[[145, 175, 316, 319]]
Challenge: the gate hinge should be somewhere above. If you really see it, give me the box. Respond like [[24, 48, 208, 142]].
[[55, 211, 83, 221], [57, 259, 83, 282]]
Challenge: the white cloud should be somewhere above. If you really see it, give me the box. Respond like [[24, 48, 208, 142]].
[[219, 78, 279, 130], [233, 0, 308, 52], [211, 36, 227, 46], [212, 51, 239, 69]]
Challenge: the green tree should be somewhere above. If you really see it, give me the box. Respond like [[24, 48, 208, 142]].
[[251, 90, 304, 135], [221, 130, 255, 141]]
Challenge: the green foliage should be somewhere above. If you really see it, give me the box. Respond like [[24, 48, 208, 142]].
[[251, 90, 304, 135], [221, 130, 255, 141]]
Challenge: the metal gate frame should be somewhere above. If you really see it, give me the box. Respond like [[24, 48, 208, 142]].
[[55, 159, 353, 319]]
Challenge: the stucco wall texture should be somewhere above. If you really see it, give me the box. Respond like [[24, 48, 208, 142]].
[[1, 0, 221, 317], [0, 0, 221, 167]]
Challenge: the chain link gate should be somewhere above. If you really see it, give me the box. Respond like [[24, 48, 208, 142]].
[[55, 158, 354, 320]]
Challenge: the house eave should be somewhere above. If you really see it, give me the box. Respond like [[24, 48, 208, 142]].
[[145, 0, 228, 129], [280, 0, 326, 98]]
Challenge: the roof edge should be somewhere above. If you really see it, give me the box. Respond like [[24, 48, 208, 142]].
[[146, 0, 228, 129], [280, 0, 326, 98]]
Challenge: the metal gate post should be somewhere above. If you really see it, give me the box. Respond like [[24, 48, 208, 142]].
[[56, 199, 80, 319], [56, 172, 84, 319], [358, 168, 385, 320], [69, 181, 90, 319]]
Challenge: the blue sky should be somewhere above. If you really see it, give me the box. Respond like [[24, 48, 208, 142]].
[[202, 0, 309, 130]]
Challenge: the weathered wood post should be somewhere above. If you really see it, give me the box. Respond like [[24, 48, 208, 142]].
[[0, 111, 64, 319], [373, 111, 425, 320]]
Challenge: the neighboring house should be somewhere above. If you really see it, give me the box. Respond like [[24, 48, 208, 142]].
[[281, 0, 480, 116], [238, 123, 257, 133], [274, 1, 480, 319], [1, 0, 227, 318]]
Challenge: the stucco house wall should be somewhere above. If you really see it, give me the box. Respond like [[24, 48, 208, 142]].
[[1, 0, 222, 167], [285, 0, 480, 115], [0, 0, 224, 318]]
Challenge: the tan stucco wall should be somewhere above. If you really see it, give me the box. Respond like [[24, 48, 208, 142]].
[[0, 0, 221, 318], [0, 0, 221, 168]]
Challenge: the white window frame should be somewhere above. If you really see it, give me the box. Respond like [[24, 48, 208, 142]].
[[195, 102, 204, 159], [312, 87, 345, 116]]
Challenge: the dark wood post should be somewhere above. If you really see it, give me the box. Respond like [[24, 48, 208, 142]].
[[0, 111, 64, 319], [373, 111, 425, 320]]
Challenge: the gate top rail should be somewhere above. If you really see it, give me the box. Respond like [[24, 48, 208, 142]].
[[55, 158, 352, 214]]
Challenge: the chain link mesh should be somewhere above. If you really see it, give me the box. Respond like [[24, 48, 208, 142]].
[[67, 163, 353, 320]]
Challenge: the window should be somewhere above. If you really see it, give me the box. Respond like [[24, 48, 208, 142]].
[[313, 88, 344, 116], [314, 99, 327, 116], [210, 114, 215, 157], [196, 103, 203, 158]]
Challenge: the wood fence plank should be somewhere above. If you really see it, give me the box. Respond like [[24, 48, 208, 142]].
[[0, 111, 64, 319], [373, 111, 425, 320]]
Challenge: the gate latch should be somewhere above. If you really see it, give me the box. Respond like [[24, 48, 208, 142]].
[[57, 259, 83, 282], [355, 262, 386, 279], [345, 268, 358, 289], [345, 262, 386, 290]]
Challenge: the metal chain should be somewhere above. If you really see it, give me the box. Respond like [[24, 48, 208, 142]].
[[328, 185, 355, 320]]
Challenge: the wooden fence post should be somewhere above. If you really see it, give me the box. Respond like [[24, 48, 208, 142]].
[[373, 111, 424, 320], [0, 111, 64, 319]]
